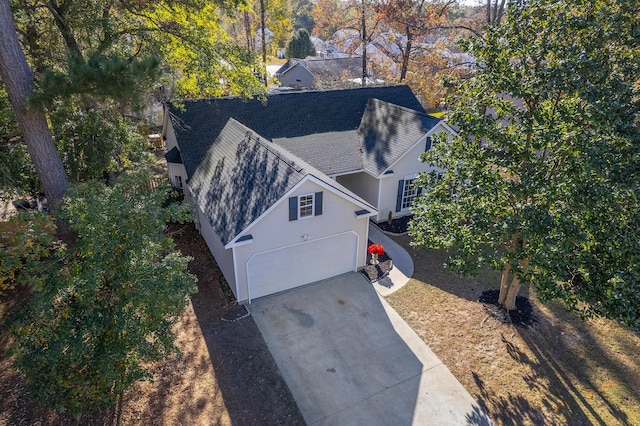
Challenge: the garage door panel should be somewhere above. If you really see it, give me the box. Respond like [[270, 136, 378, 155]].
[[247, 233, 357, 300]]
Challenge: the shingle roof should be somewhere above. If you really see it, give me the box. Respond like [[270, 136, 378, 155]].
[[188, 118, 376, 245], [167, 85, 426, 179], [188, 118, 306, 245], [277, 57, 362, 80], [272, 99, 442, 177], [164, 146, 182, 164], [273, 130, 363, 175], [274, 59, 298, 75], [303, 57, 362, 77], [358, 98, 441, 175]]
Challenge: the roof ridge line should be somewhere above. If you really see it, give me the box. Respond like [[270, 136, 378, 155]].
[[248, 130, 305, 174], [368, 98, 433, 119]]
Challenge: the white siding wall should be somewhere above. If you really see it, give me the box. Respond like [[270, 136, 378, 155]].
[[233, 179, 369, 303], [196, 205, 237, 297], [377, 125, 452, 222], [163, 118, 179, 151], [167, 163, 186, 189], [279, 66, 314, 89], [336, 172, 379, 208]]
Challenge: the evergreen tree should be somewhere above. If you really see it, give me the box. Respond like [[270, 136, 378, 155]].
[[285, 28, 316, 58]]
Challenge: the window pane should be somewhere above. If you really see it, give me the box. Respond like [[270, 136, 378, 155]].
[[401, 179, 417, 209], [299, 194, 314, 217]]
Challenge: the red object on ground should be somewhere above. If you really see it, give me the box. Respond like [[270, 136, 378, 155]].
[[367, 243, 384, 256]]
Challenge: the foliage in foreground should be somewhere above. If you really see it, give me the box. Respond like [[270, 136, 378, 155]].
[[410, 0, 640, 326], [8, 172, 197, 414]]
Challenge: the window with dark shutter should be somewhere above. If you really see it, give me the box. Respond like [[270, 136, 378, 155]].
[[289, 196, 298, 221], [298, 194, 314, 218], [314, 192, 323, 216], [396, 180, 405, 212], [290, 192, 323, 220], [425, 136, 432, 152]]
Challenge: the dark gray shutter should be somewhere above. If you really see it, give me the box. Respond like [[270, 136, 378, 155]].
[[425, 136, 432, 151], [289, 196, 298, 221], [315, 192, 323, 216], [396, 180, 405, 212]]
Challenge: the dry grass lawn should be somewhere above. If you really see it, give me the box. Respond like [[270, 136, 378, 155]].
[[386, 234, 640, 426]]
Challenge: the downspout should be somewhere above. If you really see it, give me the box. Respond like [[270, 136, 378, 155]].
[[232, 246, 243, 304]]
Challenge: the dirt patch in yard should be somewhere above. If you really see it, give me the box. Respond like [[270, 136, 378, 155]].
[[0, 222, 303, 425], [385, 234, 640, 426]]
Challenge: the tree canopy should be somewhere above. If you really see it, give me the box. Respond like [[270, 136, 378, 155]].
[[1, 0, 266, 199], [409, 0, 640, 327], [0, 0, 259, 415], [8, 172, 197, 414]]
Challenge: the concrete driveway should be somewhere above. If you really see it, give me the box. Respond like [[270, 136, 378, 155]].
[[248, 273, 492, 425]]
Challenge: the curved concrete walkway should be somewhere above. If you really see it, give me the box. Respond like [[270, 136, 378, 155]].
[[368, 223, 414, 296]]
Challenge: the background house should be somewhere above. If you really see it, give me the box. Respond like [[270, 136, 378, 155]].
[[274, 56, 362, 89]]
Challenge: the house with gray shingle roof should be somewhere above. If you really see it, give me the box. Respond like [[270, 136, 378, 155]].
[[162, 86, 455, 303], [274, 56, 363, 89]]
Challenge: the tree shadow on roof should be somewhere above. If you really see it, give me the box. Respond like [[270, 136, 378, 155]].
[[191, 129, 300, 245]]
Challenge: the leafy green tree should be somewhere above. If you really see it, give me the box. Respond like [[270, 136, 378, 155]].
[[9, 171, 197, 414], [0, 85, 39, 197], [410, 0, 640, 327], [285, 28, 316, 58], [2, 0, 265, 203], [0, 212, 55, 294], [10, 0, 262, 101], [50, 106, 148, 183]]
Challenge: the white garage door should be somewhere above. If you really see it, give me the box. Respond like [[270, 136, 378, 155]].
[[246, 232, 358, 300]]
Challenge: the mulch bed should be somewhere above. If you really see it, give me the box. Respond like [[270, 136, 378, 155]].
[[361, 240, 393, 282], [373, 215, 412, 234], [478, 289, 536, 327]]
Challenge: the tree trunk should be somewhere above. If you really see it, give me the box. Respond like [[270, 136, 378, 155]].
[[243, 11, 252, 50], [259, 0, 267, 86], [503, 274, 521, 310], [361, 0, 367, 87], [486, 0, 492, 25], [0, 0, 68, 206], [44, 0, 82, 58], [400, 24, 412, 81], [497, 262, 511, 305], [502, 257, 529, 310], [496, 0, 507, 24]]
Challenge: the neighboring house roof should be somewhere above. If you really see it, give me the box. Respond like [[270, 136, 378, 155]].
[[166, 85, 426, 179], [164, 146, 183, 164], [275, 59, 310, 76], [273, 99, 441, 177], [306, 57, 362, 78], [188, 118, 376, 246], [277, 57, 362, 79]]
